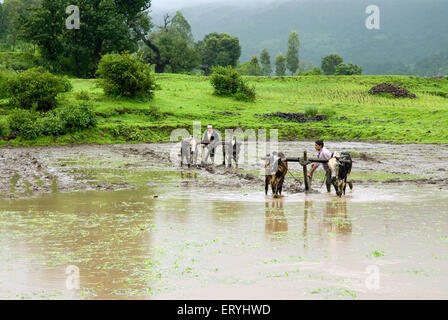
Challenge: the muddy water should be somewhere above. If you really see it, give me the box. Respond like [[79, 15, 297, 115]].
[[0, 142, 447, 299]]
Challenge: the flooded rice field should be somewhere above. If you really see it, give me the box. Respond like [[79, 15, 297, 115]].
[[0, 141, 447, 299]]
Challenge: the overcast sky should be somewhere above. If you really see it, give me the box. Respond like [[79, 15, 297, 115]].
[[151, 0, 278, 11]]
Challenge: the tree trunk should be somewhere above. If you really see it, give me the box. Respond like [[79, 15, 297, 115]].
[[131, 27, 166, 73]]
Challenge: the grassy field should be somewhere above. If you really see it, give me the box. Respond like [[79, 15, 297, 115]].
[[1, 74, 448, 146]]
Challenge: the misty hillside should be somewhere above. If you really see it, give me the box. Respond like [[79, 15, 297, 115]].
[[152, 0, 448, 75]]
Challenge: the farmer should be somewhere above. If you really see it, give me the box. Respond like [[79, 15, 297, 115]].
[[307, 140, 333, 192], [202, 124, 221, 164]]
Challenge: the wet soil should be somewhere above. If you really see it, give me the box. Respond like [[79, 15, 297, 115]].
[[0, 141, 448, 300], [1, 141, 447, 199]]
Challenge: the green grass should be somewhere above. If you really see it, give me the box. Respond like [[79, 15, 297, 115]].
[[1, 74, 448, 146]]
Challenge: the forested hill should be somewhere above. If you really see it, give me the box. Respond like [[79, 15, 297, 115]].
[[153, 0, 448, 75]]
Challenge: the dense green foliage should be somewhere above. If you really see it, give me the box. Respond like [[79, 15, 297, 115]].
[[0, 52, 40, 71], [196, 32, 241, 69], [7, 103, 97, 139], [260, 49, 272, 76], [96, 53, 157, 99], [210, 66, 255, 102], [321, 54, 344, 75], [19, 0, 152, 77], [286, 31, 300, 75], [275, 53, 286, 76], [141, 11, 200, 73], [0, 72, 8, 99], [335, 63, 363, 75], [6, 68, 72, 111], [237, 56, 263, 76]]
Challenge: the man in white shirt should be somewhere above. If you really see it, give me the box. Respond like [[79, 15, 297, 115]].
[[202, 124, 221, 164], [308, 140, 333, 192]]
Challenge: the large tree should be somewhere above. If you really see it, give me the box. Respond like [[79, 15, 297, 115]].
[[0, 3, 6, 41], [3, 0, 26, 50], [321, 54, 344, 75], [237, 55, 262, 76], [20, 0, 152, 77], [140, 11, 200, 73], [196, 32, 241, 69], [286, 30, 299, 75], [275, 53, 286, 76], [260, 48, 272, 76]]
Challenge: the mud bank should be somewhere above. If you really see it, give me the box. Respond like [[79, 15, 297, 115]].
[[0, 141, 447, 199]]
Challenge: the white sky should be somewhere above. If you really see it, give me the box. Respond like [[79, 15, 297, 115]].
[[151, 0, 278, 11]]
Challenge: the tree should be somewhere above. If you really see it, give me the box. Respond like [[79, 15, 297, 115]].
[[275, 53, 286, 76], [334, 63, 363, 75], [3, 0, 24, 50], [298, 61, 314, 73], [237, 55, 263, 76], [141, 11, 200, 73], [260, 48, 272, 76], [170, 11, 194, 44], [20, 0, 152, 77], [286, 30, 299, 75], [321, 54, 343, 75], [0, 3, 6, 41], [196, 32, 241, 69]]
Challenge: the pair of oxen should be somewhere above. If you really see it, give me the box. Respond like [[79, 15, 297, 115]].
[[181, 137, 353, 197], [264, 151, 353, 198], [180, 136, 241, 168]]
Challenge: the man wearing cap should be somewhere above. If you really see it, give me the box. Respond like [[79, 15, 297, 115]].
[[202, 124, 221, 164], [307, 140, 333, 192]]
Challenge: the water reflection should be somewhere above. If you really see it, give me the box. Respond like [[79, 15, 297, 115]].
[[265, 199, 288, 239], [319, 200, 352, 235]]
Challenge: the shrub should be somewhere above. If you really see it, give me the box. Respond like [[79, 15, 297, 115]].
[[210, 66, 241, 96], [37, 113, 66, 136], [8, 109, 42, 140], [7, 103, 97, 139], [0, 73, 8, 99], [6, 68, 72, 111], [96, 53, 157, 99], [0, 118, 11, 137], [235, 82, 256, 102], [75, 90, 90, 101], [57, 103, 97, 131], [210, 66, 256, 102], [335, 63, 363, 75]]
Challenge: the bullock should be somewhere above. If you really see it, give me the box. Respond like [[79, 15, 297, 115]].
[[223, 137, 242, 168], [265, 152, 288, 197], [181, 137, 200, 168], [327, 152, 354, 197]]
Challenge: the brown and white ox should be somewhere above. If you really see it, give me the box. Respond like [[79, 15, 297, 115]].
[[327, 151, 354, 197], [265, 152, 288, 197]]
